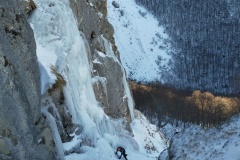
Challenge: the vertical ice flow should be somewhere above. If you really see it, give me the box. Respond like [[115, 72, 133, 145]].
[[29, 0, 135, 150], [41, 108, 65, 160]]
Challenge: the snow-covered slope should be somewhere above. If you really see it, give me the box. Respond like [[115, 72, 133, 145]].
[[28, 0, 167, 159], [107, 0, 171, 82], [164, 115, 240, 160], [108, 2, 240, 158]]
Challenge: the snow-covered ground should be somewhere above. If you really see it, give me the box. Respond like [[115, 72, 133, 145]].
[[28, 0, 167, 159], [107, 0, 171, 82], [159, 114, 240, 160]]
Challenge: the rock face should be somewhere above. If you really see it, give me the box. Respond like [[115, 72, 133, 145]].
[[92, 45, 125, 118], [69, 0, 118, 55], [69, 0, 132, 120], [0, 0, 55, 159]]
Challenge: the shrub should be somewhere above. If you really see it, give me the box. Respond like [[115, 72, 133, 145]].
[[49, 66, 66, 92], [138, 10, 147, 17]]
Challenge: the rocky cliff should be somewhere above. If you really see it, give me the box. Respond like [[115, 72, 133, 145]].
[[0, 0, 134, 159], [0, 0, 55, 159]]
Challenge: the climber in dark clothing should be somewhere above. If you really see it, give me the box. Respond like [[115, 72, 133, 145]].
[[115, 147, 128, 160]]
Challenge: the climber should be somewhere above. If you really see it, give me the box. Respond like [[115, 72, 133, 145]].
[[115, 147, 128, 160]]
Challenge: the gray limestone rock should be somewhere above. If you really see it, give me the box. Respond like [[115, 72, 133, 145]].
[[92, 49, 125, 118], [69, 0, 118, 54], [0, 0, 55, 159], [92, 77, 109, 109]]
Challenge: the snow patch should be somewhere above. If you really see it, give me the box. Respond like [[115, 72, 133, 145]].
[[107, 0, 171, 82]]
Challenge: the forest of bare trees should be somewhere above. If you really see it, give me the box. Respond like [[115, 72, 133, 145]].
[[130, 81, 240, 128], [135, 0, 240, 95]]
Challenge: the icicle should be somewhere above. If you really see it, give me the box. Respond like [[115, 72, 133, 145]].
[[41, 108, 65, 160]]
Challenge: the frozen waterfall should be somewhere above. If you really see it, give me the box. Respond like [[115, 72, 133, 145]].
[[29, 0, 137, 159]]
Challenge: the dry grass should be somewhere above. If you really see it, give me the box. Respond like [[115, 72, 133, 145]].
[[49, 66, 66, 91], [25, 0, 36, 16], [29, 0, 36, 10]]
